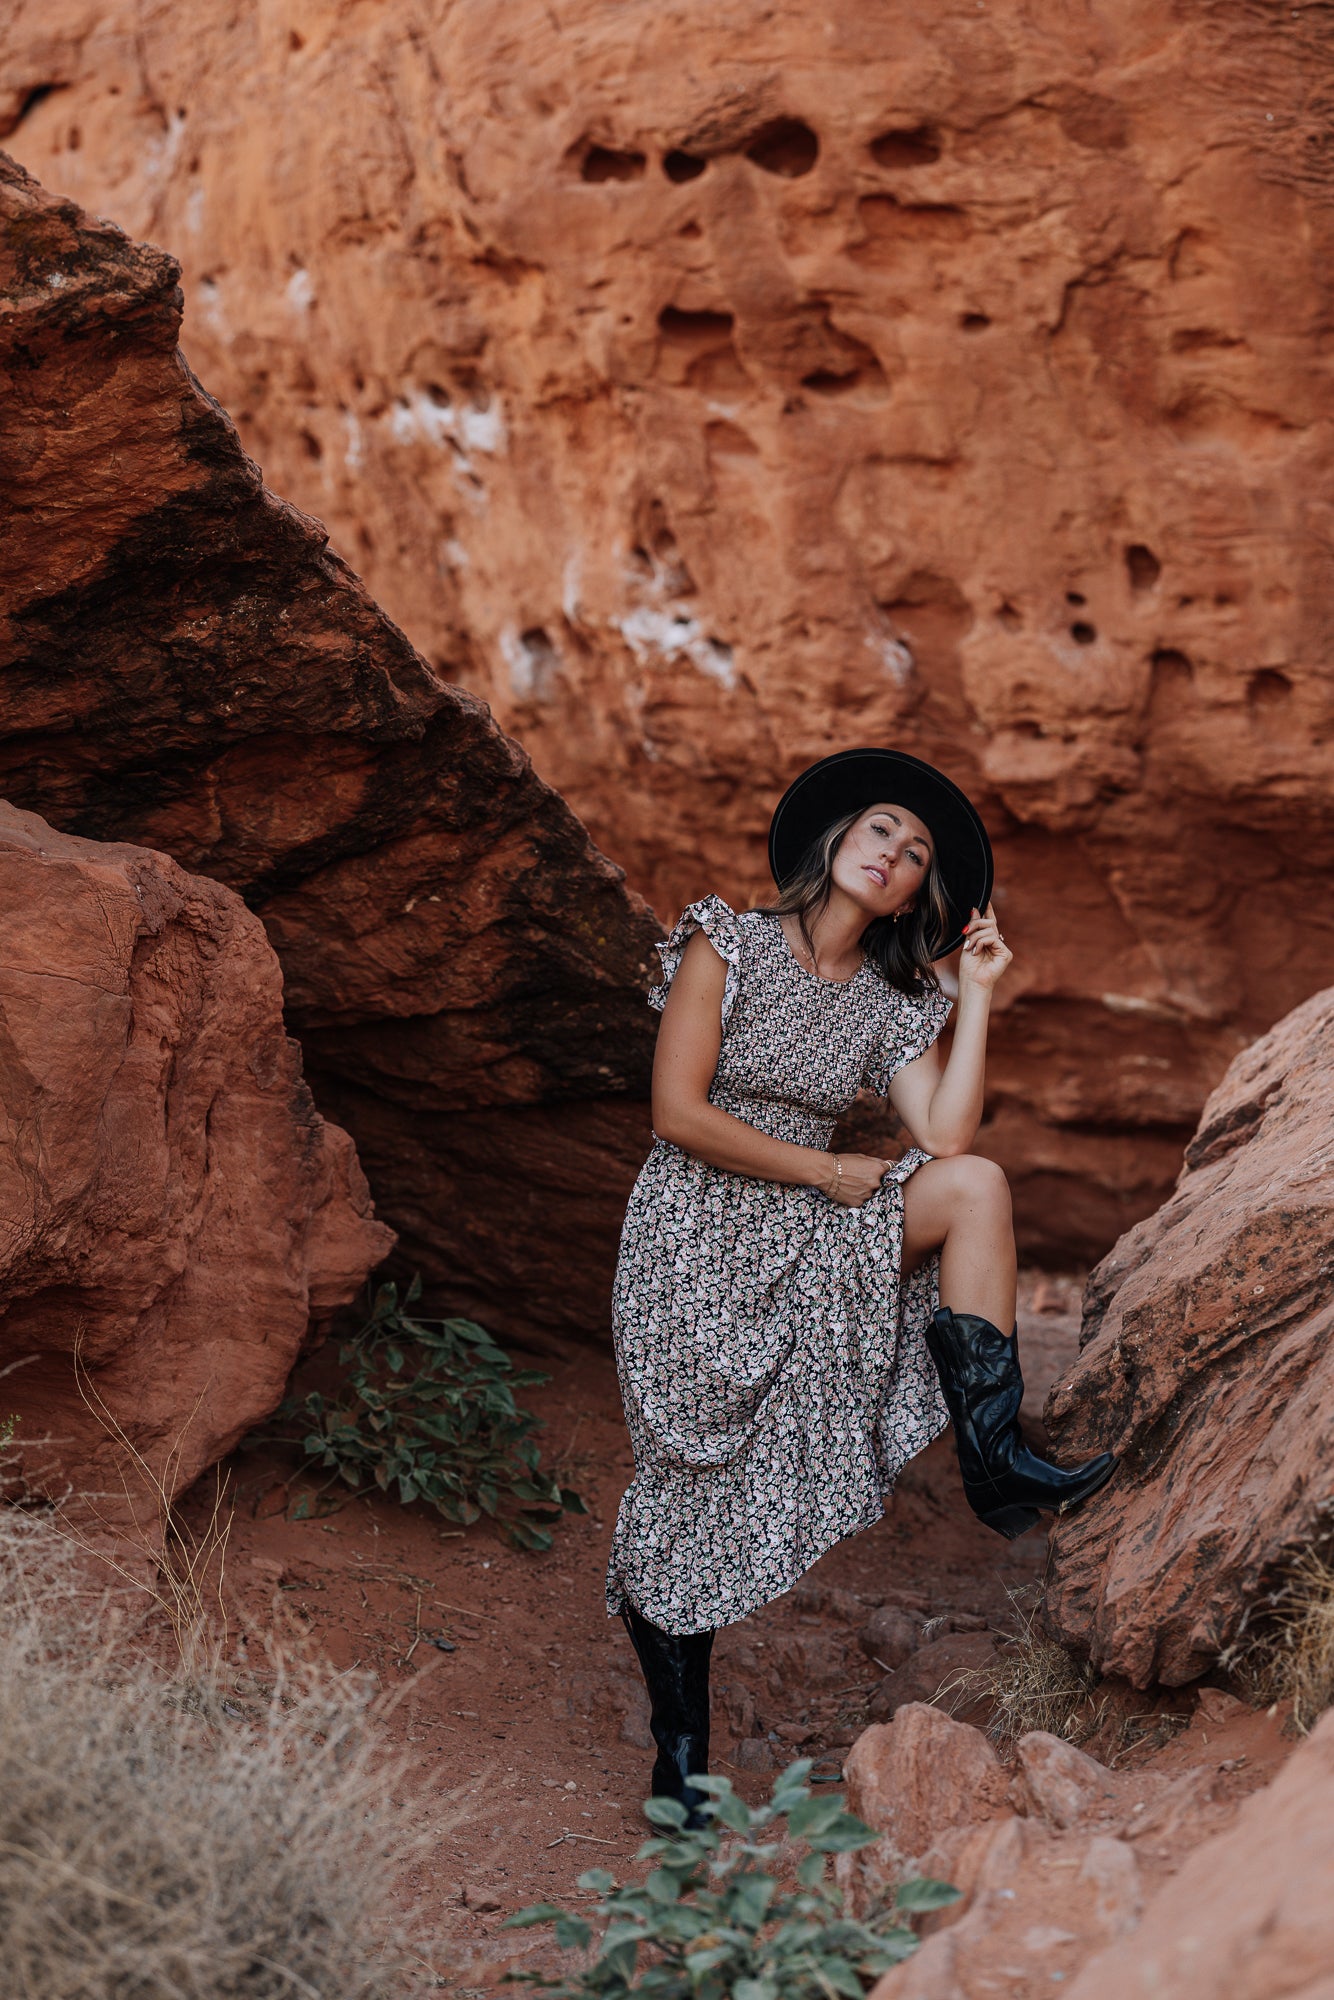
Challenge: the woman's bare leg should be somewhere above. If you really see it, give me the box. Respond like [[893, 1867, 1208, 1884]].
[[900, 1154, 1017, 1331]]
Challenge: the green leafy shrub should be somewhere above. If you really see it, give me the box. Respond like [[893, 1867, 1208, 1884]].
[[505, 1760, 958, 1997], [280, 1277, 585, 1549]]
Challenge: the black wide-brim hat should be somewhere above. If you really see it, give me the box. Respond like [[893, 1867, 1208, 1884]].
[[768, 747, 993, 959]]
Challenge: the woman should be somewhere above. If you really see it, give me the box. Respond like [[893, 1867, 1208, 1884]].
[[605, 748, 1114, 1818]]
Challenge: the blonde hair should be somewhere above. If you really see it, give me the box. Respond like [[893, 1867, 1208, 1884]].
[[759, 806, 950, 993]]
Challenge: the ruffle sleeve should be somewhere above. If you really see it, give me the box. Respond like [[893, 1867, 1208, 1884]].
[[648, 895, 745, 1026], [863, 979, 953, 1094]]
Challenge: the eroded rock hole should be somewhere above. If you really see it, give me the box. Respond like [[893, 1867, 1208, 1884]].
[[1070, 621, 1097, 645], [1125, 544, 1161, 592], [511, 627, 559, 702], [658, 306, 735, 341], [802, 368, 860, 394], [1151, 647, 1193, 684], [798, 320, 888, 399], [580, 143, 647, 183], [663, 149, 707, 183], [961, 312, 990, 332], [870, 125, 941, 168], [1066, 591, 1086, 606], [998, 602, 1022, 630], [706, 420, 760, 460], [521, 626, 557, 661], [3, 82, 65, 135], [299, 429, 323, 462], [744, 118, 819, 177], [635, 501, 696, 594], [1248, 668, 1293, 709], [1171, 326, 1244, 354], [288, 28, 305, 50], [879, 572, 974, 656]]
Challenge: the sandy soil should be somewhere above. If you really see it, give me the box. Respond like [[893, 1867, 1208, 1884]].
[[182, 1274, 1290, 1989]]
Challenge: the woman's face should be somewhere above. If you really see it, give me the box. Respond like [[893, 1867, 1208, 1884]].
[[831, 802, 934, 918]]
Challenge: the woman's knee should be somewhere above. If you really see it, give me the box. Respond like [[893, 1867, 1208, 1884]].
[[939, 1152, 1011, 1221]]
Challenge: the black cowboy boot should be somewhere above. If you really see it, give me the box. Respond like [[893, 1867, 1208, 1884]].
[[925, 1307, 1116, 1539], [621, 1604, 714, 1827]]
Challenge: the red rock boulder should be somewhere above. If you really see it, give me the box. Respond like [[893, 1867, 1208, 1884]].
[[0, 152, 660, 1342], [1043, 987, 1334, 1686], [1065, 1708, 1334, 2000], [10, 0, 1334, 1259], [844, 1698, 1299, 2000], [0, 801, 392, 1523]]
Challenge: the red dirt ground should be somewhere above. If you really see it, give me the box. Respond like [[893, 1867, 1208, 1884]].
[[180, 1274, 1291, 1989]]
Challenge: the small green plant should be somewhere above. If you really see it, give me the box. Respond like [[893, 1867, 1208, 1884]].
[[504, 1760, 958, 1997], [280, 1277, 585, 1550]]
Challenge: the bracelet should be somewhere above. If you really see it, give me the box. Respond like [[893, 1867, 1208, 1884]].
[[825, 1153, 843, 1199]]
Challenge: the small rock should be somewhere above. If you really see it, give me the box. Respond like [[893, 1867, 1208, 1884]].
[[792, 1576, 868, 1624], [606, 1672, 653, 1750], [869, 1632, 997, 1723], [735, 1736, 777, 1772], [858, 1605, 921, 1669], [774, 1720, 814, 1745], [843, 1703, 1011, 1868], [943, 1610, 990, 1634], [1195, 1687, 1249, 1727], [1011, 1731, 1116, 1831], [769, 1631, 850, 1688], [718, 1678, 757, 1743], [463, 1885, 503, 1913]]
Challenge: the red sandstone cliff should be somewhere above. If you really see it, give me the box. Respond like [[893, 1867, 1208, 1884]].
[[6, 0, 1334, 1255], [0, 153, 659, 1344]]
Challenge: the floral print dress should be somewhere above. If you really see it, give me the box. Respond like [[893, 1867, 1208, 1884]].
[[605, 896, 953, 1635]]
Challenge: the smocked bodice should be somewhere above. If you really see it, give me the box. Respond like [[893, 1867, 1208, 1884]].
[[649, 898, 951, 1149]]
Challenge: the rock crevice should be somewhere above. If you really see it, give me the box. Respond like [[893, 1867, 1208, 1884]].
[[0, 152, 660, 1341]]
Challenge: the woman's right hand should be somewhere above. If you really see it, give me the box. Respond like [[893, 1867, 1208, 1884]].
[[823, 1153, 891, 1207]]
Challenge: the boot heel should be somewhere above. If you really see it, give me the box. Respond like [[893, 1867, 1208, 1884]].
[[974, 1501, 1041, 1540]]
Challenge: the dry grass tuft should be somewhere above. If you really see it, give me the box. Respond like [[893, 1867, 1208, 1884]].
[[65, 1335, 237, 1671], [1240, 1543, 1334, 1735], [940, 1590, 1098, 1748], [0, 1504, 434, 1998]]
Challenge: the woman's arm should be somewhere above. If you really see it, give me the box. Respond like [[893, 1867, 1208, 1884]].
[[887, 902, 1011, 1157], [652, 932, 887, 1201]]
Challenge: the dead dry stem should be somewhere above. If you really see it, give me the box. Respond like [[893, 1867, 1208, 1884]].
[[62, 1334, 236, 1666], [940, 1589, 1099, 1748], [1240, 1542, 1334, 1734]]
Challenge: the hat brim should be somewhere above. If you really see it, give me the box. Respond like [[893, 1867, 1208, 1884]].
[[767, 748, 993, 959]]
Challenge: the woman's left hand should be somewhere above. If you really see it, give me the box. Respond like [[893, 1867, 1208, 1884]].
[[958, 902, 1012, 992]]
